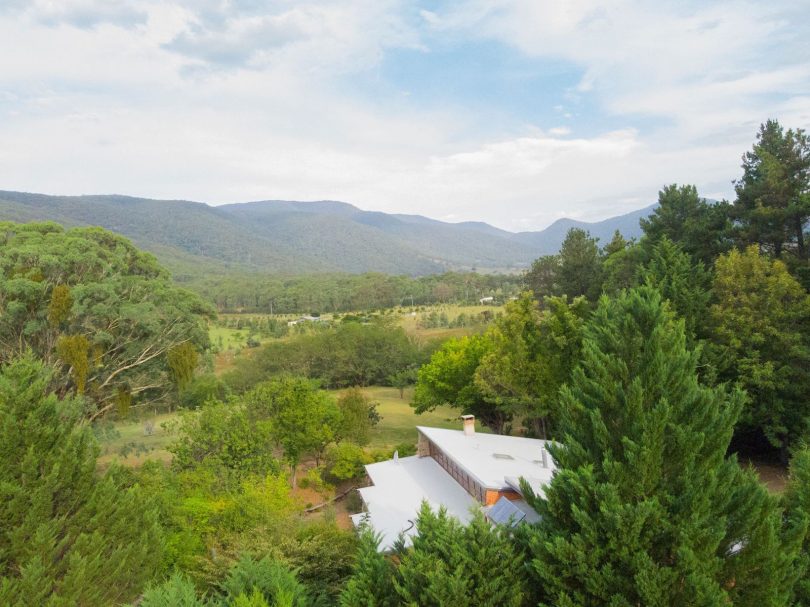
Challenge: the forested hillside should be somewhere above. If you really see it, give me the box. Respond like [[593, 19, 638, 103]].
[[0, 190, 651, 277]]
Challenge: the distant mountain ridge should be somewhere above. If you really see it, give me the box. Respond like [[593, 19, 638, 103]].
[[0, 190, 655, 276]]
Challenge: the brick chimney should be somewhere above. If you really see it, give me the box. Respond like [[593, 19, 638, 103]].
[[461, 414, 475, 436]]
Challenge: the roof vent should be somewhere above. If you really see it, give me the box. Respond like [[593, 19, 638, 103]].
[[493, 453, 514, 460]]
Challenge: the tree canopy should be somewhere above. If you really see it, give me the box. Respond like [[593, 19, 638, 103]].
[[0, 222, 213, 418]]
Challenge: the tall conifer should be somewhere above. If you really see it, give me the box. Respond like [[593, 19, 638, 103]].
[[0, 356, 163, 606], [522, 287, 802, 606]]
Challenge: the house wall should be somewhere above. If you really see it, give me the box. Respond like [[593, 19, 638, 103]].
[[426, 436, 487, 503]]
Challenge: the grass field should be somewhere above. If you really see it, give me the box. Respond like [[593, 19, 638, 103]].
[[209, 324, 253, 351], [96, 411, 180, 469], [329, 385, 480, 449]]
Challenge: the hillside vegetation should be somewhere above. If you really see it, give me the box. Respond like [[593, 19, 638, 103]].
[[0, 190, 651, 276]]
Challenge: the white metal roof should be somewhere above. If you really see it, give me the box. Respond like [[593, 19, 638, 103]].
[[355, 455, 479, 551], [417, 426, 555, 490]]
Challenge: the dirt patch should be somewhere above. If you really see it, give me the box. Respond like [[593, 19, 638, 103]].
[[746, 459, 788, 493]]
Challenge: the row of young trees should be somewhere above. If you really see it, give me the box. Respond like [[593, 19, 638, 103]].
[[183, 270, 521, 314]]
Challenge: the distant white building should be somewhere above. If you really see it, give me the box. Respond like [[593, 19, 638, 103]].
[[479, 296, 495, 304], [286, 315, 323, 327], [351, 416, 554, 551]]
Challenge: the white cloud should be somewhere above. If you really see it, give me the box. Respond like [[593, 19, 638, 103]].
[[0, 0, 807, 232]]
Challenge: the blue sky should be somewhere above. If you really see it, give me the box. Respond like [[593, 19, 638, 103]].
[[0, 0, 808, 230]]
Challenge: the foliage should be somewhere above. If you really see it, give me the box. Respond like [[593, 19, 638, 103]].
[[387, 367, 418, 399], [220, 556, 309, 607], [340, 528, 397, 607], [521, 287, 803, 606], [0, 356, 163, 606], [733, 119, 810, 260], [0, 222, 213, 417], [337, 388, 379, 446], [524, 254, 561, 300], [180, 373, 232, 409], [557, 228, 603, 301], [244, 378, 341, 484], [140, 573, 206, 607], [325, 442, 370, 481], [641, 236, 711, 342], [782, 449, 810, 605], [640, 184, 733, 264], [169, 401, 279, 479], [412, 334, 511, 433], [225, 322, 421, 392], [710, 246, 810, 454], [169, 342, 201, 393], [475, 293, 588, 437], [601, 236, 647, 295], [341, 505, 524, 607], [191, 271, 521, 314]]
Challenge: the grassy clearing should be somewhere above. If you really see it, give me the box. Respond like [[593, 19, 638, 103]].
[[330, 385, 479, 449], [97, 385, 470, 469], [209, 324, 253, 351], [96, 411, 181, 469]]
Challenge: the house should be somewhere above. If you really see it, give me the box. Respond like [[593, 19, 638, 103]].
[[286, 315, 323, 327], [350, 415, 554, 550], [479, 296, 495, 304]]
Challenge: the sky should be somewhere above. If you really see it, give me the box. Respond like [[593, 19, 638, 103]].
[[1, 0, 808, 231]]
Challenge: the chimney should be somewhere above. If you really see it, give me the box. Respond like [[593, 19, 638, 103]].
[[461, 414, 475, 436]]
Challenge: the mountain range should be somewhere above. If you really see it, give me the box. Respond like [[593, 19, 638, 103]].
[[0, 190, 655, 276]]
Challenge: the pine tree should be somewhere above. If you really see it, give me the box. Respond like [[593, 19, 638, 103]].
[[0, 356, 163, 606], [782, 449, 810, 605], [521, 287, 802, 606], [394, 504, 524, 607], [340, 527, 397, 607], [641, 236, 711, 342]]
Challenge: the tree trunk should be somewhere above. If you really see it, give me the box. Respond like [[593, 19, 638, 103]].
[[796, 216, 806, 259]]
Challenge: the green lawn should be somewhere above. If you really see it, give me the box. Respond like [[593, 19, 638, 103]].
[[330, 385, 481, 449], [209, 324, 252, 351]]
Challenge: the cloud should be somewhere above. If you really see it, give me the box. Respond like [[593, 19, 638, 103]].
[[10, 0, 147, 29], [0, 0, 807, 233], [162, 0, 424, 73]]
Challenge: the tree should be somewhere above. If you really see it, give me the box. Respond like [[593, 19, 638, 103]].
[[169, 400, 279, 479], [641, 236, 711, 342], [601, 232, 646, 295], [394, 504, 525, 606], [733, 119, 810, 259], [340, 527, 398, 607], [520, 287, 803, 606], [475, 293, 588, 438], [782, 449, 810, 605], [710, 246, 810, 456], [387, 367, 418, 399], [524, 255, 561, 300], [244, 378, 341, 486], [168, 342, 200, 394], [558, 228, 602, 301], [0, 356, 162, 606], [640, 184, 732, 264], [0, 222, 213, 417], [413, 334, 511, 433], [337, 387, 379, 445]]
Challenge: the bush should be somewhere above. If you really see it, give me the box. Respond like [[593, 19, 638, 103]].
[[325, 443, 370, 482]]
